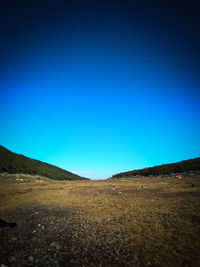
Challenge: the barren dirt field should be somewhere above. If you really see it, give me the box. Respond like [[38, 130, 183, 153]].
[[0, 176, 200, 267]]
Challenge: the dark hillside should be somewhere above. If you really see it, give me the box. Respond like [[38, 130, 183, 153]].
[[112, 157, 200, 179], [0, 145, 88, 180]]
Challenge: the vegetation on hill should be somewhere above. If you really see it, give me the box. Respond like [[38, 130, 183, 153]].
[[112, 157, 200, 179], [0, 145, 88, 180]]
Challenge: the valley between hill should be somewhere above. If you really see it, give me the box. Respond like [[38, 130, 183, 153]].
[[0, 176, 200, 266]]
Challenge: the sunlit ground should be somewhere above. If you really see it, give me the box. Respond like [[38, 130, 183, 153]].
[[0, 175, 200, 266]]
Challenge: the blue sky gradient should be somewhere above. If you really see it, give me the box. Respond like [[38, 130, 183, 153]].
[[1, 0, 200, 179]]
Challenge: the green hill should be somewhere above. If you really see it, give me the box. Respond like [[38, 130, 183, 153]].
[[0, 145, 88, 180], [112, 157, 200, 179]]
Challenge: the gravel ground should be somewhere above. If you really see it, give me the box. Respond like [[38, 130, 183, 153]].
[[0, 205, 136, 267]]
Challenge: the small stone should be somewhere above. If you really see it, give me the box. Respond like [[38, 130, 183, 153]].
[[32, 230, 36, 233], [28, 256, 34, 262], [50, 241, 60, 250], [50, 241, 57, 247], [142, 185, 147, 189], [38, 224, 41, 227], [56, 244, 61, 250], [42, 225, 45, 229]]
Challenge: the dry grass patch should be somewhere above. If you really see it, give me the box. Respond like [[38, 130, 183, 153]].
[[0, 176, 200, 266]]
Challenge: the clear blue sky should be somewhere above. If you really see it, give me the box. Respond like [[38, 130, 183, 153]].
[[1, 0, 200, 179]]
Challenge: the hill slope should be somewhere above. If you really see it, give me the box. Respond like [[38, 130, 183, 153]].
[[112, 157, 200, 179], [0, 145, 88, 180]]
